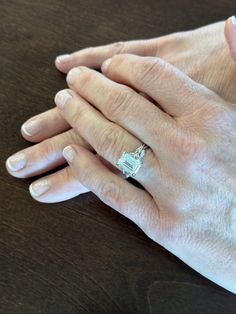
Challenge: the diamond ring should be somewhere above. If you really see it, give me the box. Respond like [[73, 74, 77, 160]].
[[116, 143, 149, 178]]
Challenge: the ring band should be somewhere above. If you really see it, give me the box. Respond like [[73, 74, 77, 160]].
[[116, 143, 149, 178]]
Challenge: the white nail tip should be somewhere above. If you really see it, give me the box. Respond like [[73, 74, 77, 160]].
[[6, 153, 26, 172], [21, 120, 40, 137], [66, 68, 81, 85], [21, 124, 33, 136], [29, 180, 50, 198], [102, 58, 112, 72], [29, 184, 38, 197], [6, 158, 16, 172], [63, 146, 76, 162], [56, 54, 71, 64], [231, 16, 236, 26], [55, 90, 72, 109]]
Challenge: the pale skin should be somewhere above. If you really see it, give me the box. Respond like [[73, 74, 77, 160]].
[[225, 16, 236, 61], [46, 54, 236, 293], [6, 20, 236, 203], [5, 19, 236, 293]]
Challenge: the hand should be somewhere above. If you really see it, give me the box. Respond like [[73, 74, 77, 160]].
[[6, 20, 236, 203], [225, 16, 236, 62], [56, 20, 236, 103], [51, 54, 235, 293]]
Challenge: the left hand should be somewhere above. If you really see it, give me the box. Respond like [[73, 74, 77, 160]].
[[51, 54, 236, 293]]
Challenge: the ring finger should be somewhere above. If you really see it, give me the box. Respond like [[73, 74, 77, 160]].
[[55, 89, 158, 188]]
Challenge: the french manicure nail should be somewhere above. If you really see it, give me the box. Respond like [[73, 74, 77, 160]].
[[56, 54, 71, 64], [29, 179, 50, 197], [101, 58, 111, 72], [54, 90, 73, 110], [231, 16, 236, 27], [6, 153, 27, 172], [63, 146, 76, 162], [21, 119, 40, 136], [66, 68, 81, 85]]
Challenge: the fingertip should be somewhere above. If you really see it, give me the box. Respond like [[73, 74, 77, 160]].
[[29, 167, 89, 203], [20, 120, 41, 143], [101, 58, 112, 73], [55, 54, 72, 73], [21, 124, 32, 137], [225, 16, 236, 62], [62, 145, 77, 163], [29, 179, 50, 200], [55, 54, 71, 65], [231, 15, 236, 27]]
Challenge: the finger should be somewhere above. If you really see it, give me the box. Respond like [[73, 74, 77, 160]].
[[29, 166, 89, 203], [62, 143, 161, 238], [55, 89, 159, 189], [224, 16, 236, 62], [6, 129, 93, 178], [29, 155, 126, 203], [101, 54, 217, 117], [55, 39, 158, 73], [21, 108, 70, 143], [64, 67, 176, 156]]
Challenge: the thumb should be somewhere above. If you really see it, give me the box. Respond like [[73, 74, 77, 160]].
[[224, 16, 236, 62]]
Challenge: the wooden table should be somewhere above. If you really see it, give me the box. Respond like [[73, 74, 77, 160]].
[[1, 0, 236, 313]]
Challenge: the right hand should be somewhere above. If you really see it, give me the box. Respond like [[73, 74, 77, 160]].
[[7, 20, 236, 203]]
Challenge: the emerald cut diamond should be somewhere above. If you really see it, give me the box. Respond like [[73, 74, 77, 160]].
[[116, 144, 147, 178]]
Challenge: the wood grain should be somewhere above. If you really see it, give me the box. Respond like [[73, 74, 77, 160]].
[[1, 0, 236, 313]]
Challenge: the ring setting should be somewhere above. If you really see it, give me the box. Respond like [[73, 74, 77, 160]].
[[116, 143, 148, 178]]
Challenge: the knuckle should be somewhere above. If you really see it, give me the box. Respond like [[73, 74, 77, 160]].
[[40, 139, 56, 163], [205, 104, 232, 128], [82, 47, 97, 58], [96, 124, 120, 155], [205, 105, 236, 146], [79, 167, 93, 185], [107, 41, 125, 54], [83, 46, 93, 55], [134, 58, 167, 87], [106, 86, 134, 120], [77, 69, 93, 92], [69, 104, 89, 129], [98, 179, 122, 208], [171, 132, 206, 165], [110, 54, 126, 68], [168, 31, 186, 44], [154, 31, 187, 57]]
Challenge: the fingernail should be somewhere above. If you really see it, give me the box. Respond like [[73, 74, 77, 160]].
[[21, 119, 40, 136], [56, 54, 71, 64], [63, 146, 76, 162], [29, 179, 50, 197], [231, 16, 236, 27], [54, 90, 73, 110], [6, 153, 27, 172], [66, 68, 81, 85], [101, 58, 112, 72]]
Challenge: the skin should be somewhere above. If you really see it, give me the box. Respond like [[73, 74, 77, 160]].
[[5, 20, 236, 293], [225, 16, 236, 61], [6, 20, 236, 203], [59, 54, 236, 293]]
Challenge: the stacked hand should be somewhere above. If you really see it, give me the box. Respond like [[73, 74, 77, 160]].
[[6, 19, 236, 293]]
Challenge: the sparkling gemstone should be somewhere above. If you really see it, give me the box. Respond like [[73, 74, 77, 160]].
[[116, 152, 142, 177]]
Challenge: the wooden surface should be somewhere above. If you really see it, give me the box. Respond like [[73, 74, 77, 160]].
[[1, 0, 236, 313]]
